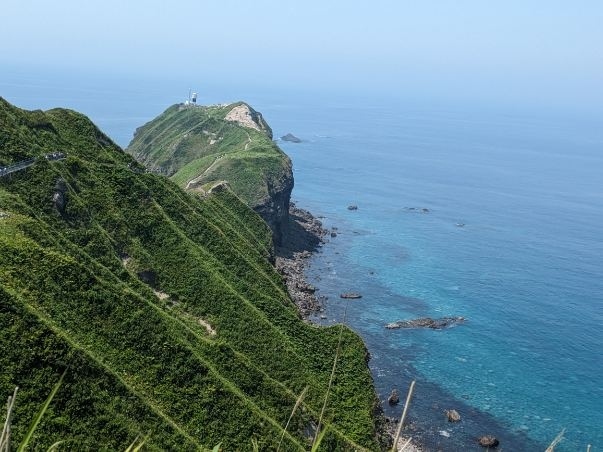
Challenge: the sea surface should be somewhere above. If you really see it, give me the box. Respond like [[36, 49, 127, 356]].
[[2, 69, 602, 450], [269, 103, 603, 451]]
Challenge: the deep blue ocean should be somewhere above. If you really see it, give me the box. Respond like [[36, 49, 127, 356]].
[[2, 69, 601, 450]]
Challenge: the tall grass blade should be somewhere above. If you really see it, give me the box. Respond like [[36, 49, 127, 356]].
[[125, 434, 149, 452], [545, 429, 565, 452], [132, 436, 148, 452], [1, 387, 18, 452], [276, 386, 308, 452], [391, 380, 416, 452], [395, 437, 412, 451], [310, 426, 328, 452], [311, 301, 350, 449], [124, 434, 141, 452], [17, 369, 66, 452], [46, 440, 64, 451], [251, 437, 259, 452]]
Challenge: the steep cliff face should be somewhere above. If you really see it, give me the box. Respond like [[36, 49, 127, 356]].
[[126, 102, 292, 245]]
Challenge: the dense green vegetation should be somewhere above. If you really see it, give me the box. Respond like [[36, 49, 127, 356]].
[[126, 103, 291, 210], [0, 98, 378, 450]]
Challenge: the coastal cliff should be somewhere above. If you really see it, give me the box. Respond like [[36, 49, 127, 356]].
[[126, 102, 293, 245], [0, 97, 379, 450]]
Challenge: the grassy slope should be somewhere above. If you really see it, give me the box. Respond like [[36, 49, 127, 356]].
[[126, 103, 291, 208], [0, 98, 378, 450]]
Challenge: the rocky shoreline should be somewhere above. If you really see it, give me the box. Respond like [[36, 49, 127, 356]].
[[275, 203, 424, 451], [275, 202, 328, 317]]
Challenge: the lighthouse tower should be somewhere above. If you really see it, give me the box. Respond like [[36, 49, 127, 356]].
[[185, 89, 199, 107]]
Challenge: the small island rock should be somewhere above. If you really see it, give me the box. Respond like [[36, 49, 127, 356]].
[[340, 293, 362, 299], [281, 133, 302, 143], [347, 205, 358, 210]]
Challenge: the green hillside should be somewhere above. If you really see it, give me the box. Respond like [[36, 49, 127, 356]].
[[127, 102, 290, 204], [0, 98, 378, 450]]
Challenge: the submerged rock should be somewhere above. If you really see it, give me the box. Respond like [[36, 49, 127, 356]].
[[385, 316, 465, 330], [340, 292, 362, 299], [347, 205, 358, 210], [478, 435, 499, 448], [445, 409, 461, 422]]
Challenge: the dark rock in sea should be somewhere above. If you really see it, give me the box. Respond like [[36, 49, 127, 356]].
[[388, 389, 400, 405], [456, 223, 466, 227], [281, 133, 302, 143], [446, 409, 461, 422], [385, 316, 465, 330], [403, 207, 431, 213], [340, 293, 362, 299], [330, 232, 337, 237], [478, 435, 499, 448], [347, 205, 358, 210]]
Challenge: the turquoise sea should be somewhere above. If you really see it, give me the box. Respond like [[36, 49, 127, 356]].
[[2, 69, 602, 450], [270, 103, 603, 451]]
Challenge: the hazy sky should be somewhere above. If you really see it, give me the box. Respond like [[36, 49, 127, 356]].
[[2, 0, 602, 110]]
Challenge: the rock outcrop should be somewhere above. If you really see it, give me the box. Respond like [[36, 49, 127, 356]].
[[52, 178, 68, 214], [385, 316, 465, 330], [340, 292, 362, 299], [478, 435, 499, 448], [224, 103, 272, 136], [253, 170, 294, 246], [388, 389, 400, 405], [446, 409, 461, 422]]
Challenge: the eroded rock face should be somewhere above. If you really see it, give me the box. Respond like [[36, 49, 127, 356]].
[[385, 317, 465, 330], [224, 104, 272, 137], [253, 171, 294, 247], [52, 178, 68, 214]]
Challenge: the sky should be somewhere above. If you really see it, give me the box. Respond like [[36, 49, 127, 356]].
[[2, 0, 603, 111]]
